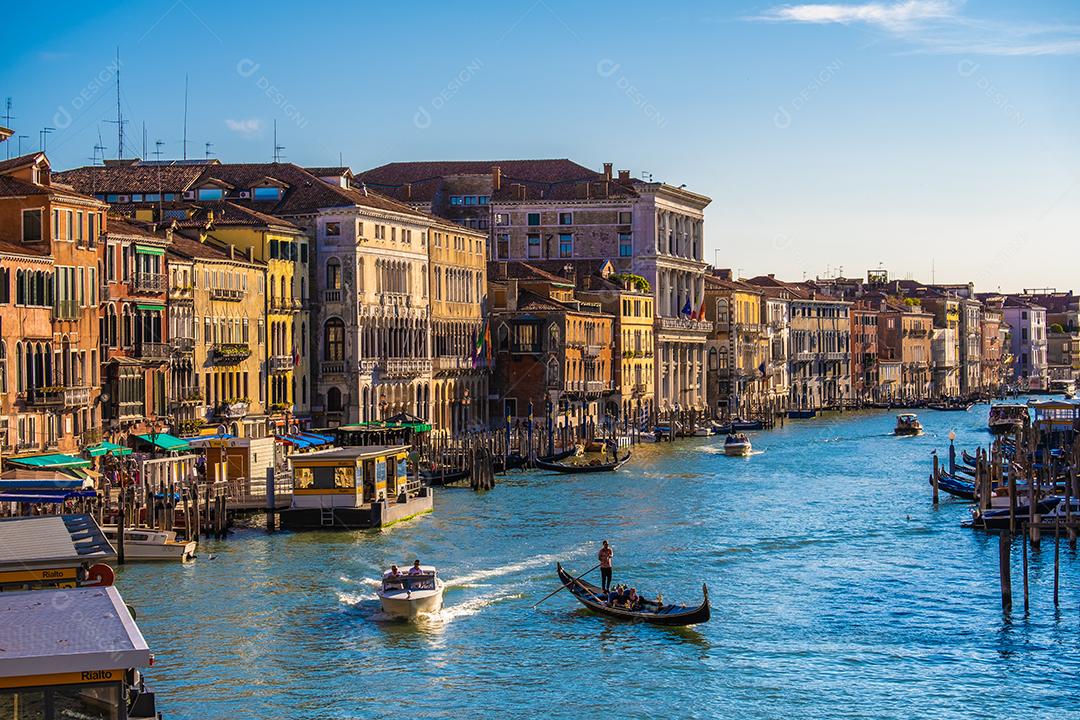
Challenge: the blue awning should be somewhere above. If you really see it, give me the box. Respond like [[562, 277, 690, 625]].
[[0, 489, 97, 503], [275, 434, 314, 448], [296, 432, 332, 446], [0, 478, 90, 490]]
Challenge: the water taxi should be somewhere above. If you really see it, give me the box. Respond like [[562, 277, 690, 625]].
[[987, 403, 1029, 435], [101, 525, 197, 561], [894, 413, 923, 436], [376, 564, 445, 618], [724, 432, 753, 456]]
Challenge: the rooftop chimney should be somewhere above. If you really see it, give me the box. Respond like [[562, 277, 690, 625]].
[[491, 165, 502, 191], [602, 163, 613, 182], [617, 169, 630, 184], [511, 183, 525, 201], [403, 183, 412, 200]]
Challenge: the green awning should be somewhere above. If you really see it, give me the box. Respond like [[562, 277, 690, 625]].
[[135, 433, 191, 452], [136, 245, 165, 256], [7, 453, 92, 469], [337, 421, 432, 433], [136, 303, 165, 312], [87, 441, 132, 457]]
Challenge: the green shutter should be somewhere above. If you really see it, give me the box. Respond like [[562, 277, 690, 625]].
[[136, 245, 165, 256]]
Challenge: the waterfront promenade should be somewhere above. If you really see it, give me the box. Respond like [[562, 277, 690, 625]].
[[115, 406, 1080, 719]]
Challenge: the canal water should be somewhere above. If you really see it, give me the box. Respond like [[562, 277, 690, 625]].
[[118, 406, 1080, 719]]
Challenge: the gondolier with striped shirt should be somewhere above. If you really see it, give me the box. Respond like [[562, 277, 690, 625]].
[[598, 540, 614, 593]]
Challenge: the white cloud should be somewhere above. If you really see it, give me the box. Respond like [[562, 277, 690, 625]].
[[756, 1, 1080, 55], [225, 118, 262, 136], [763, 0, 956, 29]]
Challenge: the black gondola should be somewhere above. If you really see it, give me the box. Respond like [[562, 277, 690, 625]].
[[420, 468, 471, 485], [962, 449, 978, 466], [555, 563, 710, 626], [493, 453, 526, 473], [931, 472, 975, 500], [534, 451, 631, 474], [927, 402, 973, 412]]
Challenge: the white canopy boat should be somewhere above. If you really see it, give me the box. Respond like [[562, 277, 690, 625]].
[[101, 525, 197, 561], [376, 565, 444, 619]]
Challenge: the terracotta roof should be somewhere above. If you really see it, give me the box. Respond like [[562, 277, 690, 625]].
[[177, 201, 299, 230], [53, 163, 208, 195], [0, 152, 46, 175], [105, 217, 171, 241], [0, 175, 49, 197], [489, 261, 575, 285], [305, 166, 352, 178], [356, 159, 639, 203], [704, 275, 762, 294], [0, 239, 51, 258]]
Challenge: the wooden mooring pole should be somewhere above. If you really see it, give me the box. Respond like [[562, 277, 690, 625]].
[[998, 530, 1012, 614]]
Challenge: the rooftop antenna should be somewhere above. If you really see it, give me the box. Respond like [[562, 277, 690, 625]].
[[106, 47, 125, 160], [338, 151, 343, 166], [153, 140, 164, 161], [182, 74, 189, 161], [17, 135, 28, 155], [205, 141, 214, 159], [932, 258, 936, 285], [92, 127, 107, 165], [142, 121, 147, 159], [272, 119, 284, 163], [39, 127, 55, 152], [2, 98, 14, 159]]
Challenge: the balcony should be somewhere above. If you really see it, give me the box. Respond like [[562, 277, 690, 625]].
[[214, 401, 250, 420], [21, 387, 63, 407], [269, 298, 301, 314], [630, 382, 649, 397], [171, 336, 195, 354], [63, 386, 91, 407], [583, 344, 606, 358], [52, 300, 80, 321], [432, 356, 471, 372], [170, 386, 203, 405], [209, 287, 243, 301], [379, 293, 412, 308], [358, 359, 378, 375], [321, 360, 346, 375], [211, 343, 252, 365], [270, 355, 293, 372], [119, 400, 144, 418], [132, 271, 167, 293], [135, 341, 170, 360], [381, 358, 432, 378], [658, 317, 712, 333], [324, 289, 343, 303]]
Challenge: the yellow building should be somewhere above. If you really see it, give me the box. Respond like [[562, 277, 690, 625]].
[[168, 232, 267, 437], [177, 202, 310, 434], [704, 275, 768, 417], [428, 222, 489, 434]]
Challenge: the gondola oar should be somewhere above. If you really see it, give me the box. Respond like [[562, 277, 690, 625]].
[[531, 563, 600, 608]]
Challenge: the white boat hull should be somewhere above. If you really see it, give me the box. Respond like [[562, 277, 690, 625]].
[[377, 586, 444, 618], [120, 541, 197, 561], [724, 443, 752, 456]]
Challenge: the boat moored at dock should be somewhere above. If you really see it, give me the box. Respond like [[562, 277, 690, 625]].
[[100, 525, 197, 562]]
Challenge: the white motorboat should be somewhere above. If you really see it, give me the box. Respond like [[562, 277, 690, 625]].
[[723, 433, 752, 456], [376, 564, 444, 619], [101, 525, 197, 561]]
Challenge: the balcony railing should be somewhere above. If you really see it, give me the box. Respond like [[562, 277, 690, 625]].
[[136, 341, 169, 360], [209, 287, 243, 301], [119, 400, 144, 418], [324, 289, 342, 303], [379, 292, 412, 308], [381, 358, 432, 378], [214, 401, 250, 420], [170, 386, 203, 405], [270, 355, 293, 372], [132, 271, 167, 293], [211, 343, 252, 364], [21, 387, 63, 407], [321, 360, 346, 374], [171, 337, 195, 354], [432, 356, 472, 372], [583, 344, 606, 358], [358, 359, 378, 374], [63, 386, 91, 407], [658, 317, 712, 333], [269, 298, 301, 314]]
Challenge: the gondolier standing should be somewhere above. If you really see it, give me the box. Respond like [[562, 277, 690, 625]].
[[598, 540, 613, 593]]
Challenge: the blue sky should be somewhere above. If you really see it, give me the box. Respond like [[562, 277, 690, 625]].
[[1, 0, 1077, 291]]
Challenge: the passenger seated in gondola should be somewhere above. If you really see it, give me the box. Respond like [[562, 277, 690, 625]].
[[627, 587, 640, 610]]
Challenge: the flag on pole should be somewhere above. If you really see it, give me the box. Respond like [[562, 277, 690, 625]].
[[681, 298, 692, 316], [698, 299, 706, 319]]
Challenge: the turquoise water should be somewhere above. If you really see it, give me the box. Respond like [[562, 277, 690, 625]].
[[116, 406, 1080, 719]]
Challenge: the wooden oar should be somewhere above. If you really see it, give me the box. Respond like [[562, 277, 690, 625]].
[[531, 563, 600, 608]]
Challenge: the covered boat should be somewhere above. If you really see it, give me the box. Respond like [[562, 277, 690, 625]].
[[100, 525, 196, 561], [987, 404, 1029, 435], [376, 564, 444, 619], [894, 413, 923, 436], [555, 563, 709, 626]]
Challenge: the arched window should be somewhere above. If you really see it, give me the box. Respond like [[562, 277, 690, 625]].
[[324, 318, 345, 361], [326, 260, 341, 290], [15, 270, 23, 305], [327, 386, 343, 412]]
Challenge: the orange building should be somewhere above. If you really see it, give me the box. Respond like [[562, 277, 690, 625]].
[[0, 152, 106, 454]]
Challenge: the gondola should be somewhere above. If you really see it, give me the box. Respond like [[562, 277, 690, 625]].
[[534, 451, 631, 474], [555, 563, 710, 626], [927, 402, 973, 412], [730, 419, 764, 431], [931, 472, 975, 500], [962, 449, 979, 466], [492, 453, 527, 473]]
